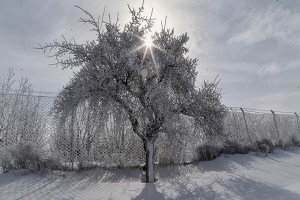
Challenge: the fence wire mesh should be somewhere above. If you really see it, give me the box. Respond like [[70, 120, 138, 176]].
[[0, 92, 300, 170]]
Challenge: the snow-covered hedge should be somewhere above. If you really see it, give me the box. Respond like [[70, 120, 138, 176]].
[[0, 143, 39, 172]]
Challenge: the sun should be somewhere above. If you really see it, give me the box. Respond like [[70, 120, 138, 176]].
[[144, 32, 153, 47], [129, 31, 166, 68]]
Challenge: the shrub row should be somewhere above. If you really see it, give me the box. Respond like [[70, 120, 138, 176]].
[[0, 143, 62, 173], [1, 136, 300, 172], [193, 136, 300, 163]]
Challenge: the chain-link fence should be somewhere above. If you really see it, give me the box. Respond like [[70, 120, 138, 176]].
[[1, 91, 300, 171], [224, 107, 300, 145]]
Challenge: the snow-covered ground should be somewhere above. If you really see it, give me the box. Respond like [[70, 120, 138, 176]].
[[1, 150, 300, 200]]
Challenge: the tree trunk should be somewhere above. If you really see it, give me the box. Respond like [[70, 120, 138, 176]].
[[144, 137, 155, 183]]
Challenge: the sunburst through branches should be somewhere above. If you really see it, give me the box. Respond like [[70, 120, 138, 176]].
[[129, 31, 168, 74], [144, 32, 153, 47]]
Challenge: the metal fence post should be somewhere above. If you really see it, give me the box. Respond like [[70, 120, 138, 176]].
[[296, 113, 300, 135], [70, 109, 75, 170], [240, 108, 252, 142], [271, 110, 280, 139]]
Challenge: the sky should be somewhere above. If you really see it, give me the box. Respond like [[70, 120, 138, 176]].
[[0, 0, 299, 112]]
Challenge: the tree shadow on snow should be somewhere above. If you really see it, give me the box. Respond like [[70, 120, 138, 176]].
[[156, 165, 184, 180], [195, 153, 258, 174], [40, 167, 140, 195], [0, 170, 58, 200], [132, 183, 165, 200], [163, 174, 300, 200], [271, 149, 300, 159], [218, 175, 300, 200], [0, 169, 47, 188]]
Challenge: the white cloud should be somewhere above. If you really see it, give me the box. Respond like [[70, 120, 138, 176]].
[[257, 63, 282, 75], [229, 5, 300, 46], [257, 59, 300, 75]]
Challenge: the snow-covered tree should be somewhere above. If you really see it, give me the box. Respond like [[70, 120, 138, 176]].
[[40, 3, 225, 182], [0, 69, 47, 147]]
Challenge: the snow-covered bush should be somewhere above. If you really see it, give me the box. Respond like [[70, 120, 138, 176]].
[[0, 149, 12, 172], [258, 139, 274, 153], [221, 140, 249, 154], [14, 143, 40, 170], [0, 143, 66, 172], [276, 135, 300, 151], [256, 143, 269, 157], [247, 143, 258, 152], [0, 70, 51, 172], [276, 139, 288, 150], [0, 143, 40, 171], [0, 69, 48, 149], [40, 157, 65, 171], [287, 135, 300, 147], [197, 145, 221, 161]]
